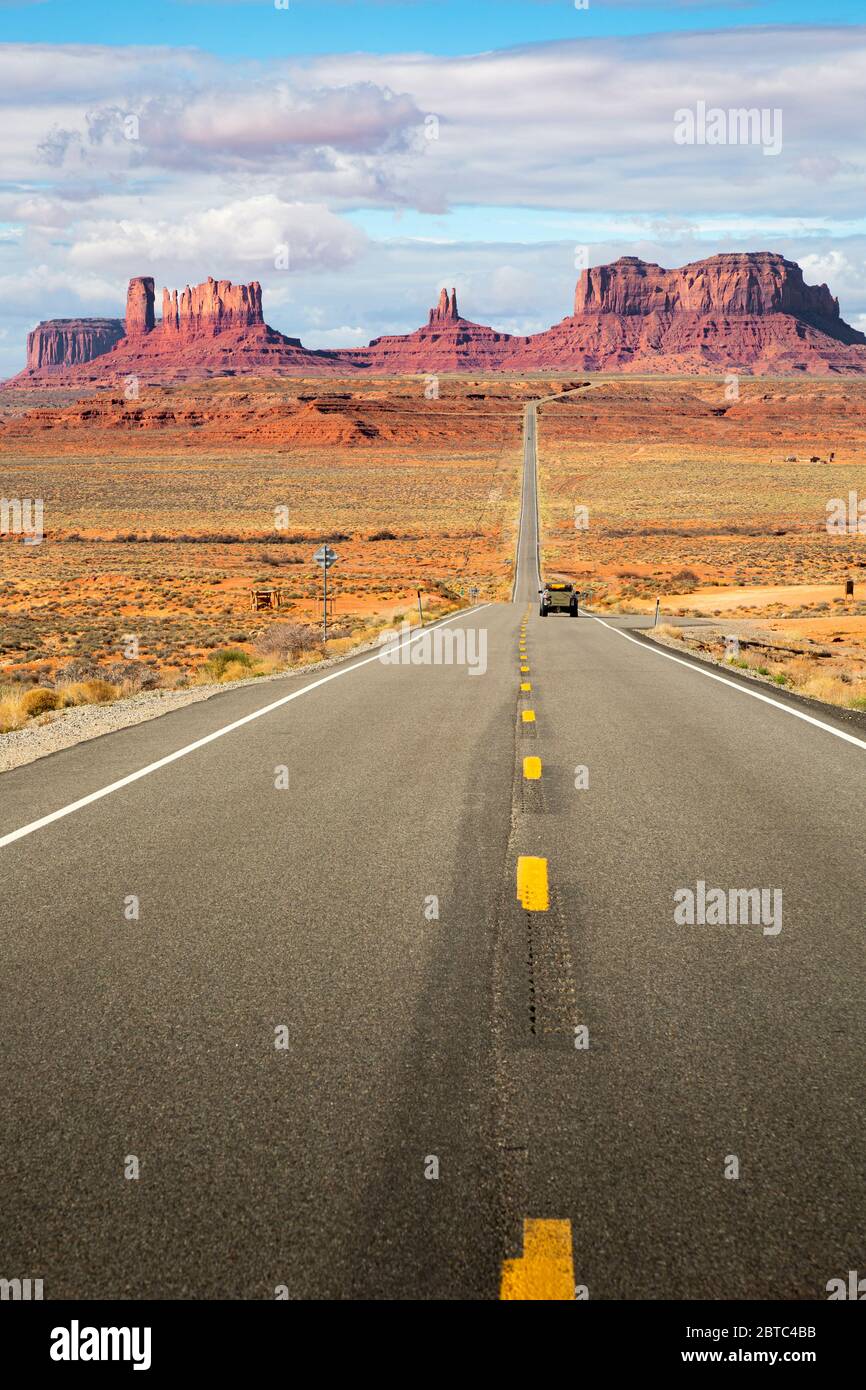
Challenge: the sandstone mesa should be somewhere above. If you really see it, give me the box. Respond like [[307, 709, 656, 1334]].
[[10, 253, 866, 386]]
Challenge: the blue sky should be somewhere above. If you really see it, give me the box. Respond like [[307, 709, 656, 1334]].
[[3, 1, 862, 55], [0, 2, 864, 372]]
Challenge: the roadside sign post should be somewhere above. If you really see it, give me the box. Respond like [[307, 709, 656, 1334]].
[[313, 545, 338, 645], [416, 589, 424, 628], [654, 597, 661, 628]]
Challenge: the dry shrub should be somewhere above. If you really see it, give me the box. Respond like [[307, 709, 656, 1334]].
[[59, 678, 119, 706], [670, 568, 700, 592], [326, 637, 355, 657], [103, 661, 159, 693], [254, 622, 321, 662], [796, 672, 859, 707], [656, 624, 685, 640], [54, 660, 102, 685], [779, 656, 816, 689], [190, 649, 263, 685], [0, 687, 28, 733], [216, 660, 256, 683], [200, 648, 254, 681], [22, 687, 62, 716]]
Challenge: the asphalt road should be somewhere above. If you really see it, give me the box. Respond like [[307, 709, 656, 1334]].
[[0, 400, 863, 1300]]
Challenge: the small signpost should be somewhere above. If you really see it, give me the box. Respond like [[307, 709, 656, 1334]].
[[313, 544, 338, 644]]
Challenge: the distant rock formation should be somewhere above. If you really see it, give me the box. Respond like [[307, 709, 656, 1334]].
[[8, 253, 866, 385], [428, 287, 459, 325], [160, 277, 264, 336], [26, 318, 125, 370], [336, 287, 515, 372], [512, 252, 866, 373], [125, 277, 155, 337], [572, 253, 850, 330], [337, 254, 866, 375], [12, 274, 335, 384]]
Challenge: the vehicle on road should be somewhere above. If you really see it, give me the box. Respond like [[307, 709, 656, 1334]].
[[539, 581, 578, 617]]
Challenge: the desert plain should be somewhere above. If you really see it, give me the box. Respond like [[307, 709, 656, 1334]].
[[1, 372, 865, 727]]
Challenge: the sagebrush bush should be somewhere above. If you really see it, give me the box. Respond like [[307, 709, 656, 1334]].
[[60, 678, 119, 706], [202, 648, 254, 679], [22, 687, 62, 716], [254, 623, 320, 661], [103, 661, 159, 692]]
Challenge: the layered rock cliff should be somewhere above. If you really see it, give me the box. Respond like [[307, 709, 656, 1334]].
[[509, 252, 866, 373], [160, 277, 264, 336], [12, 275, 331, 384], [339, 257, 866, 375], [8, 254, 866, 385], [26, 318, 125, 370], [572, 254, 849, 330]]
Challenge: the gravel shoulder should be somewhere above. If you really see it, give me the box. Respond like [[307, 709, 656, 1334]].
[[641, 622, 866, 736], [0, 636, 390, 775]]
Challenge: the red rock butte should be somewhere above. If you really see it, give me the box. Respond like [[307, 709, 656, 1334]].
[[9, 253, 866, 385], [336, 285, 518, 373], [429, 287, 459, 324]]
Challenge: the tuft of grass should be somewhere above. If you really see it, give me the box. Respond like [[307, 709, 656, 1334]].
[[22, 687, 62, 716], [59, 678, 119, 706], [0, 687, 28, 733], [216, 660, 257, 683], [200, 648, 255, 680], [1, 677, 124, 732]]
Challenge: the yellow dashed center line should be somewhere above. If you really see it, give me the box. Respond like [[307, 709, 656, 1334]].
[[520, 665, 529, 673], [500, 1219, 575, 1300], [520, 682, 531, 692], [516, 855, 549, 910], [523, 756, 542, 780], [521, 709, 535, 723]]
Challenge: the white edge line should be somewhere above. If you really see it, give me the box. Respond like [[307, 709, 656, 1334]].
[[0, 606, 493, 850], [589, 614, 866, 752]]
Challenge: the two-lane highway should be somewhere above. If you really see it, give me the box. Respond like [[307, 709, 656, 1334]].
[[0, 399, 863, 1299]]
